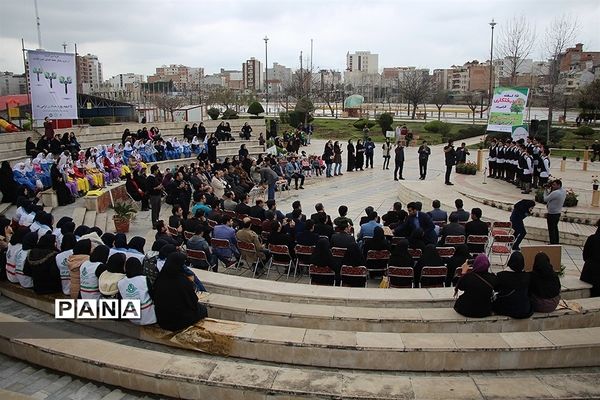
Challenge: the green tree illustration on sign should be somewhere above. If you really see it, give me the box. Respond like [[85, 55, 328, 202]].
[[44, 72, 57, 89], [510, 99, 525, 114], [32, 67, 43, 81], [59, 76, 72, 94]]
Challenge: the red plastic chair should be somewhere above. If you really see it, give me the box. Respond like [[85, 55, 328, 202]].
[[466, 235, 489, 256], [408, 248, 422, 262], [387, 266, 414, 288], [210, 238, 238, 269], [237, 240, 265, 277], [489, 235, 515, 265], [294, 244, 315, 278], [444, 235, 466, 246], [267, 244, 293, 278], [186, 249, 215, 271], [309, 265, 335, 286], [365, 249, 390, 278], [419, 266, 448, 288], [340, 265, 368, 287], [436, 246, 455, 260], [491, 221, 513, 237], [331, 247, 347, 260]]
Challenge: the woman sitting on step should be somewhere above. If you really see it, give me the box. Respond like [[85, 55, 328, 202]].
[[529, 252, 561, 313], [453, 254, 497, 318]]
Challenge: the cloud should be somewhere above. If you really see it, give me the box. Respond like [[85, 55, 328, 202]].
[[1, 0, 598, 79]]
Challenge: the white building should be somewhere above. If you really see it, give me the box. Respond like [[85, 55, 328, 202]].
[[242, 57, 263, 91], [0, 72, 27, 95], [104, 73, 144, 91], [77, 54, 103, 94], [266, 62, 292, 86], [346, 51, 379, 74]]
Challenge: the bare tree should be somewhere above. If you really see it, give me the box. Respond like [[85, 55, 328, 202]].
[[463, 92, 488, 124], [432, 90, 451, 121], [498, 15, 536, 86], [544, 15, 578, 141], [206, 86, 236, 110], [398, 70, 431, 119], [152, 94, 187, 122]]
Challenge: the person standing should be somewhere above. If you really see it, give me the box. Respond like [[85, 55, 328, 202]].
[[393, 141, 405, 181], [323, 140, 334, 177], [260, 162, 279, 201], [365, 137, 375, 169], [333, 141, 343, 176], [455, 142, 470, 164], [346, 139, 355, 172], [382, 138, 392, 170], [444, 140, 456, 185], [417, 140, 431, 180], [488, 138, 497, 178], [146, 165, 163, 229], [543, 179, 566, 245], [355, 139, 365, 171], [43, 117, 54, 140], [510, 199, 536, 251]]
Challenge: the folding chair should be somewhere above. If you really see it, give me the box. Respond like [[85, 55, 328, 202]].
[[207, 219, 217, 228], [267, 244, 293, 278], [419, 266, 448, 288], [444, 235, 466, 246], [491, 221, 513, 237], [308, 265, 335, 286], [186, 249, 215, 271], [436, 246, 455, 261], [387, 266, 414, 288], [167, 225, 180, 236], [184, 231, 194, 241], [331, 247, 347, 260], [250, 217, 263, 234], [260, 231, 270, 244], [365, 249, 390, 278], [466, 235, 489, 256], [222, 210, 237, 220], [210, 238, 238, 269], [390, 236, 406, 247], [236, 240, 265, 278], [340, 265, 368, 287], [489, 234, 515, 265], [408, 248, 422, 263], [294, 244, 314, 278]]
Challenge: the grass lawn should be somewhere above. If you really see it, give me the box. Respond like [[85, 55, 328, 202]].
[[280, 118, 484, 145]]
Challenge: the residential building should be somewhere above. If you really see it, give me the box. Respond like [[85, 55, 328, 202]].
[[466, 61, 492, 92], [242, 58, 263, 91], [0, 72, 27, 96], [266, 63, 292, 86], [104, 73, 144, 91], [219, 69, 243, 90], [147, 64, 204, 92], [77, 54, 103, 94], [432, 68, 452, 91], [346, 51, 379, 74], [559, 43, 600, 74]]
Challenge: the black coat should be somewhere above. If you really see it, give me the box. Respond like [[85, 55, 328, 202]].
[[23, 249, 61, 294], [581, 231, 600, 296], [152, 257, 207, 331], [454, 272, 497, 318], [492, 271, 533, 319]]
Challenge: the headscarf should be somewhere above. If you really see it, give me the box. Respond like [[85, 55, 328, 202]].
[[61, 222, 76, 236], [60, 233, 77, 252], [37, 234, 57, 251], [471, 254, 490, 273], [105, 253, 126, 274], [158, 244, 176, 260], [418, 244, 444, 267], [114, 233, 128, 249], [22, 232, 38, 250], [125, 257, 143, 278], [101, 233, 115, 248], [74, 225, 90, 237], [532, 252, 554, 276], [10, 227, 29, 246], [389, 239, 413, 267], [152, 239, 167, 252], [90, 245, 110, 263], [160, 251, 187, 277], [310, 238, 334, 268], [35, 211, 53, 228], [56, 216, 73, 230], [127, 236, 146, 253], [73, 239, 92, 255], [507, 251, 525, 272]]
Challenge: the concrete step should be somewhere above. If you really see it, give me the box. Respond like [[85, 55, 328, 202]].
[[194, 269, 590, 308], [83, 210, 96, 228], [94, 212, 108, 233], [71, 207, 87, 227]]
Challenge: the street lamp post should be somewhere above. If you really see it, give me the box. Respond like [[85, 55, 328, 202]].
[[264, 36, 269, 117], [488, 19, 497, 110]]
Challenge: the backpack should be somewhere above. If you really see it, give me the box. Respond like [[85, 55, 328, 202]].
[[143, 255, 159, 288]]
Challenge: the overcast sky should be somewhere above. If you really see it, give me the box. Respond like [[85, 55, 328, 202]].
[[1, 0, 598, 79]]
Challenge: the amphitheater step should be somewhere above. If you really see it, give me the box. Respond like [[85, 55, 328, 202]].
[[83, 210, 97, 227], [71, 207, 87, 227], [1, 309, 600, 399], [194, 269, 591, 307], [95, 212, 108, 233], [1, 283, 599, 372]]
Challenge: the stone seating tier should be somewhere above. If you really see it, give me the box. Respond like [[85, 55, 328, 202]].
[[1, 282, 599, 373], [3, 311, 600, 400]]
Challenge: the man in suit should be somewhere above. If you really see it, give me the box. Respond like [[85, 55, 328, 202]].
[[249, 199, 266, 221], [405, 202, 437, 245], [310, 203, 332, 226], [417, 140, 431, 180], [427, 200, 448, 223], [331, 221, 357, 249], [236, 217, 268, 266], [296, 220, 320, 246], [449, 199, 470, 222], [234, 193, 252, 216], [444, 140, 456, 185], [439, 214, 466, 245], [314, 212, 334, 239], [465, 207, 489, 253]]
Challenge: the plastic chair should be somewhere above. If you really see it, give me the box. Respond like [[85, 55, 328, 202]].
[[489, 235, 515, 265], [408, 248, 422, 262], [466, 235, 489, 256], [436, 246, 455, 260], [210, 238, 238, 269], [444, 235, 466, 246], [186, 249, 215, 271], [365, 249, 390, 278], [491, 221, 513, 237], [237, 240, 265, 278], [331, 247, 347, 260]]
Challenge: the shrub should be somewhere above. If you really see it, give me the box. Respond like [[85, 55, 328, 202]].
[[285, 111, 313, 128], [249, 115, 264, 119], [423, 120, 450, 134], [535, 188, 579, 207], [352, 118, 377, 130], [377, 113, 394, 133], [222, 108, 239, 119], [455, 162, 477, 175], [22, 121, 31, 130], [279, 112, 290, 124], [89, 117, 108, 126], [574, 125, 595, 138], [207, 108, 220, 120], [247, 101, 265, 116], [454, 125, 486, 141]]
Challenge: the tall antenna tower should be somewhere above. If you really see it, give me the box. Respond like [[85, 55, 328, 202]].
[[34, 0, 43, 49]]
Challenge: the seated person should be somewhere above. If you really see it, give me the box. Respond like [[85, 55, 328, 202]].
[[465, 207, 489, 253], [388, 238, 414, 267], [187, 225, 216, 270], [296, 220, 319, 247], [438, 214, 465, 245], [382, 202, 407, 228], [357, 211, 382, 242], [212, 215, 240, 261], [529, 252, 561, 313], [362, 226, 390, 258], [449, 198, 470, 222], [310, 237, 337, 285], [492, 251, 533, 319], [333, 205, 353, 230], [453, 254, 497, 318], [310, 203, 332, 226], [236, 217, 268, 267], [427, 199, 448, 223]]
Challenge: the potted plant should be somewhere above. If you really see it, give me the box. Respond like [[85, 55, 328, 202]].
[[112, 201, 137, 233], [593, 176, 599, 191], [562, 156, 567, 160]]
